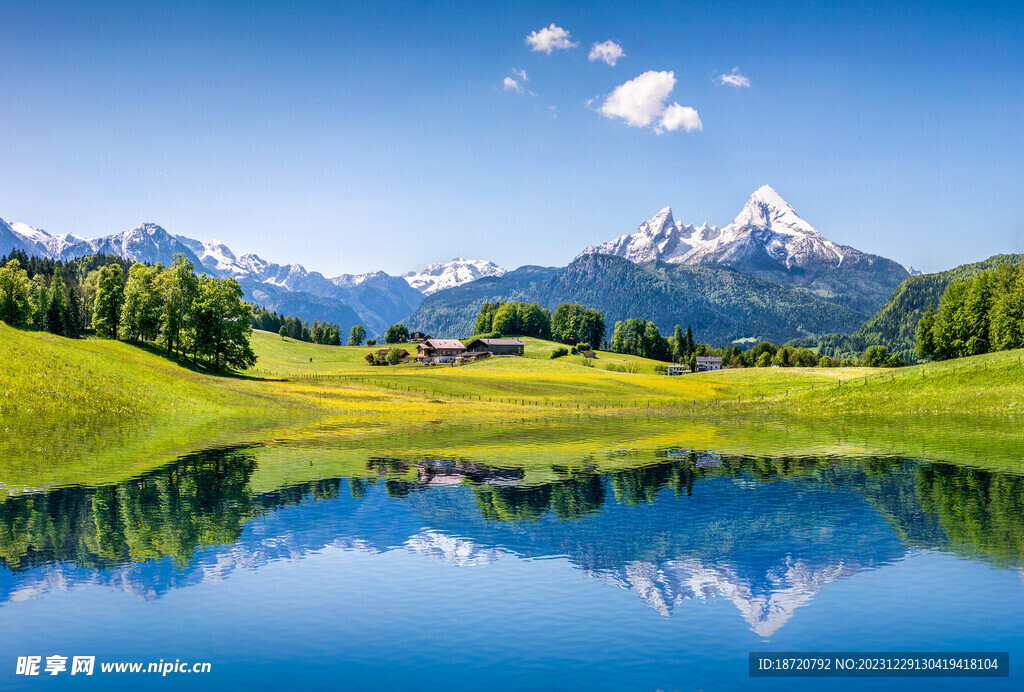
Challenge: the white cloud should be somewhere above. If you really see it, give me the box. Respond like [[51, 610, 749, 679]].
[[503, 69, 531, 94], [525, 24, 577, 54], [599, 70, 676, 127], [589, 40, 625, 66], [717, 67, 751, 88], [599, 71, 701, 134], [659, 104, 703, 133]]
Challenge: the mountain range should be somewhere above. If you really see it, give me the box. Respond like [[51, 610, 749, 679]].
[[2, 185, 923, 343], [0, 217, 501, 337]]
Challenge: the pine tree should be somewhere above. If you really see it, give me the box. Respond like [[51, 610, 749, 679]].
[[915, 303, 936, 360], [45, 265, 70, 336]]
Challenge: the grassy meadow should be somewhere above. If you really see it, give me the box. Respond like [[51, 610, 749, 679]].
[[2, 323, 1023, 492]]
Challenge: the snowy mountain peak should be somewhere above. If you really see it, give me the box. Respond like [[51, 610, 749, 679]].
[[9, 221, 50, 242], [731, 185, 822, 241], [580, 185, 857, 272], [403, 258, 506, 295]]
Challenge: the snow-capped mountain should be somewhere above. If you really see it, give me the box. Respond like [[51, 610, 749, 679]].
[[1, 218, 86, 258], [580, 186, 914, 316], [403, 258, 506, 295], [582, 185, 890, 271], [0, 218, 432, 336], [594, 556, 865, 636]]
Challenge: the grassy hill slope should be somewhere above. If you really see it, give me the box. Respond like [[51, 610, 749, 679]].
[[3, 323, 1023, 489]]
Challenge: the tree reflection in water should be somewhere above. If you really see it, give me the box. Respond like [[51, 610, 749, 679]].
[[1, 447, 1023, 585]]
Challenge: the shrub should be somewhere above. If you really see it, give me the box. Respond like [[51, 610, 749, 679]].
[[366, 338, 377, 346], [580, 356, 594, 367], [653, 364, 667, 375], [550, 347, 569, 359]]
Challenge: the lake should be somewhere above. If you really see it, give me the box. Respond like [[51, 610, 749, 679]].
[[1, 430, 1022, 690]]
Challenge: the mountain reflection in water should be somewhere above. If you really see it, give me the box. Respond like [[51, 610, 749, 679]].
[[1, 447, 1022, 637]]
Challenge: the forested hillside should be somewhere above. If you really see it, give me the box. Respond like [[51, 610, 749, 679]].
[[854, 254, 1024, 351], [404, 254, 864, 344], [803, 254, 1024, 362]]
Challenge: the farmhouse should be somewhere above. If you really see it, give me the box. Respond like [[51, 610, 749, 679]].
[[418, 338, 466, 363], [464, 338, 525, 356], [696, 356, 723, 371]]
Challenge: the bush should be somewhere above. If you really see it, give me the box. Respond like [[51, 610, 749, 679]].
[[366, 338, 377, 346], [605, 363, 626, 372], [550, 347, 569, 359], [580, 356, 594, 367], [576, 342, 591, 353], [625, 362, 641, 374], [653, 364, 667, 375], [817, 355, 834, 367]]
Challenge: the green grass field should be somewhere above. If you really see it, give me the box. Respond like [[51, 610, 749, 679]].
[[2, 323, 1023, 491]]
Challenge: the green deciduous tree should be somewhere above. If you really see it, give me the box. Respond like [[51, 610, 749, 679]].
[[386, 346, 402, 365], [348, 324, 366, 346], [384, 323, 409, 343], [0, 259, 35, 327], [92, 264, 125, 339], [122, 263, 164, 342], [192, 276, 256, 372], [550, 303, 605, 348], [159, 254, 199, 356]]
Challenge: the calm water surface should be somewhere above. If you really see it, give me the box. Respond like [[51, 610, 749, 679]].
[[1, 442, 1022, 690]]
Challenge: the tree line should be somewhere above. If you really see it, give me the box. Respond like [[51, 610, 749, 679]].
[[1, 251, 256, 372], [916, 262, 1024, 361], [252, 306, 343, 346], [469, 301, 606, 347], [0, 250, 135, 338]]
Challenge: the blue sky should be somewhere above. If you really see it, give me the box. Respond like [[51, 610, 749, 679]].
[[0, 0, 1021, 275]]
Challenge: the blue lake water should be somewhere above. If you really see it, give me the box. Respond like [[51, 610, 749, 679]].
[[0, 446, 1022, 690]]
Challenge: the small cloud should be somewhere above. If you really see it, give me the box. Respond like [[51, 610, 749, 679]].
[[659, 104, 702, 133], [589, 40, 625, 66], [503, 69, 532, 95], [717, 67, 751, 88], [599, 71, 701, 134], [526, 24, 577, 54], [549, 105, 558, 118]]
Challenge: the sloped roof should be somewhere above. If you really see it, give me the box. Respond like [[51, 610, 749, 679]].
[[422, 338, 466, 350], [474, 338, 525, 346]]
